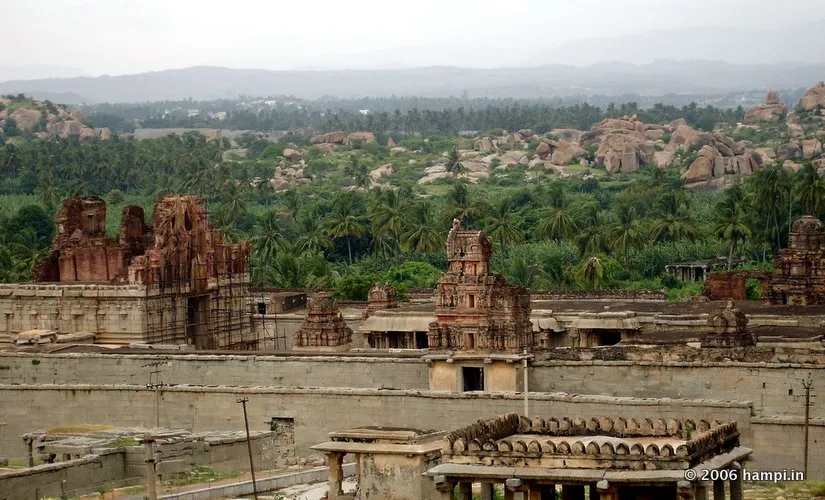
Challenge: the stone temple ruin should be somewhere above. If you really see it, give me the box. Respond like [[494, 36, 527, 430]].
[[0, 195, 253, 349], [427, 219, 533, 352], [766, 215, 825, 305], [293, 292, 353, 351]]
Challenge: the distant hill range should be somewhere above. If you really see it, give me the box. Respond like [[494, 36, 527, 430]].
[[1, 60, 824, 104]]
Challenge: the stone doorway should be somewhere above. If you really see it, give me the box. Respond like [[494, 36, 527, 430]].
[[462, 367, 484, 392]]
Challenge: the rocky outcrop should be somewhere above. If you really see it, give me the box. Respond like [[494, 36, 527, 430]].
[[282, 148, 303, 162], [310, 131, 348, 145], [802, 139, 823, 160], [386, 137, 396, 148], [550, 141, 588, 166], [9, 108, 41, 131], [345, 131, 376, 145], [798, 82, 825, 111], [370, 163, 393, 181], [744, 91, 787, 123], [474, 137, 496, 153], [582, 116, 667, 173], [777, 142, 803, 160]]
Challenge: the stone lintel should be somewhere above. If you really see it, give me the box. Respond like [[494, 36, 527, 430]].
[[311, 440, 443, 456]]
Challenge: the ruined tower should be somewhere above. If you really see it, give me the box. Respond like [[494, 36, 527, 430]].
[[766, 216, 825, 305], [294, 293, 353, 351], [426, 219, 533, 352]]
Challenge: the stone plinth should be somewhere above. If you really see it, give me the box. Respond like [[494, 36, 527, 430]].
[[702, 301, 754, 348]]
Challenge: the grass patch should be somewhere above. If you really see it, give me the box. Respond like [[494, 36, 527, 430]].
[[164, 466, 240, 486], [5, 457, 44, 468], [108, 437, 140, 447], [45, 424, 114, 435]]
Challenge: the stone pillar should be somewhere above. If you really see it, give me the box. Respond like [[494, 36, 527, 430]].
[[25, 437, 34, 468], [713, 479, 725, 500], [506, 478, 527, 500], [695, 481, 709, 500], [677, 480, 696, 500], [563, 484, 586, 500], [458, 482, 473, 500], [729, 462, 743, 500], [434, 475, 456, 500], [325, 452, 344, 497], [596, 480, 618, 500], [481, 483, 495, 500]]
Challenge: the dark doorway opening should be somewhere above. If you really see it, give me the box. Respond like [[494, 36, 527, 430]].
[[594, 329, 622, 346], [415, 331, 429, 349], [462, 367, 484, 392], [187, 296, 212, 349]]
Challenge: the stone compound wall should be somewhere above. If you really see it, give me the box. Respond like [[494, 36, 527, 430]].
[[0, 384, 754, 461], [530, 289, 667, 301], [0, 353, 823, 478], [529, 360, 824, 419], [0, 431, 286, 500], [0, 448, 128, 500], [0, 353, 427, 389]]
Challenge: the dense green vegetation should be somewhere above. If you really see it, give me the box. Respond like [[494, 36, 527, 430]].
[[1, 113, 823, 300], [89, 98, 745, 136]]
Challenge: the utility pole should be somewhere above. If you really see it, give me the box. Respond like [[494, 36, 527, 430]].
[[802, 374, 815, 478], [141, 437, 158, 500], [147, 370, 165, 428], [522, 348, 529, 418], [237, 397, 259, 500], [143, 361, 166, 428]]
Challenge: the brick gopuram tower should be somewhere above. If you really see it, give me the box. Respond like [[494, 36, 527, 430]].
[[427, 219, 533, 352], [294, 293, 353, 351]]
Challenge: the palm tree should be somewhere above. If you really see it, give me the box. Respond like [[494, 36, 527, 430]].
[[714, 185, 752, 270], [576, 210, 610, 257], [749, 165, 790, 251], [649, 192, 698, 243], [10, 228, 48, 278], [251, 210, 287, 268], [609, 204, 646, 263], [486, 197, 524, 248], [369, 189, 409, 256], [345, 155, 370, 189], [576, 255, 607, 289], [795, 163, 825, 217], [325, 197, 367, 263], [442, 183, 485, 227], [507, 253, 538, 288], [296, 211, 330, 255], [444, 147, 464, 175], [404, 201, 443, 254]]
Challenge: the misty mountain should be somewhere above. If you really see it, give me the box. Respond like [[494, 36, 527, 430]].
[[529, 21, 825, 66], [0, 64, 86, 82], [1, 61, 822, 103]]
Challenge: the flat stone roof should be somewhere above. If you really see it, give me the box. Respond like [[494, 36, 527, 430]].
[[441, 414, 742, 471]]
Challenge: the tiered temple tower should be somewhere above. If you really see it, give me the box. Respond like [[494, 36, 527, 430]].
[[766, 216, 825, 305], [294, 293, 353, 351], [427, 219, 533, 352]]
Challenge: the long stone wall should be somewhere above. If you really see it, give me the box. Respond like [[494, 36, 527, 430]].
[[529, 360, 825, 419], [0, 384, 754, 461], [0, 353, 427, 389]]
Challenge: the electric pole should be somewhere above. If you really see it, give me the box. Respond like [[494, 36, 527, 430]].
[[238, 397, 259, 500], [802, 374, 815, 478], [147, 370, 165, 428]]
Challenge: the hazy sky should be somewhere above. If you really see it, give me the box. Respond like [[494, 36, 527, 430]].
[[2, 0, 824, 78]]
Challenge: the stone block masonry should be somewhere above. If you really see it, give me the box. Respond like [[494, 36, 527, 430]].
[[0, 384, 787, 472]]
